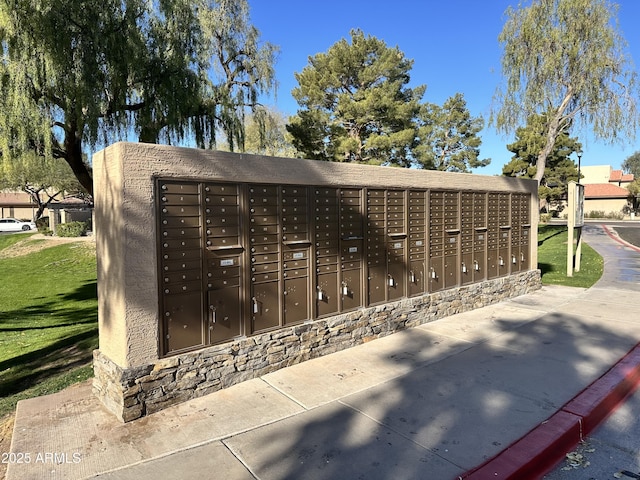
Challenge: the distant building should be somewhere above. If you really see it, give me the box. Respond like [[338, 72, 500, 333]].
[[0, 190, 93, 232], [0, 191, 36, 220], [579, 165, 635, 217]]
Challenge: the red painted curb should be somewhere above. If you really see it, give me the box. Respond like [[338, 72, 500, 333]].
[[563, 346, 640, 436], [601, 224, 640, 253], [459, 343, 640, 480], [461, 411, 582, 480]]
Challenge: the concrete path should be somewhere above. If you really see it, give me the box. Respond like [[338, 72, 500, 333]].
[[7, 224, 640, 480], [543, 223, 640, 479]]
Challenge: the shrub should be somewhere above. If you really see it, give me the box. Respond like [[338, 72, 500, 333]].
[[539, 213, 550, 223], [586, 210, 605, 219], [57, 221, 87, 237]]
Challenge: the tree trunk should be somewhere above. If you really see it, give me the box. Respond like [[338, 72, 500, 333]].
[[64, 133, 94, 197], [534, 116, 561, 185]]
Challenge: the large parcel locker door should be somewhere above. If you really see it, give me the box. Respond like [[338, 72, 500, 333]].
[[249, 185, 281, 332], [207, 284, 241, 344], [340, 249, 363, 312], [158, 181, 205, 354], [315, 188, 340, 317], [408, 190, 426, 296], [164, 293, 204, 353]]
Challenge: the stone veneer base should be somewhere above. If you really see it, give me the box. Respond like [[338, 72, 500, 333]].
[[93, 270, 541, 422]]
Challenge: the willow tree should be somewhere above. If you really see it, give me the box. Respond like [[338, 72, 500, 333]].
[[0, 0, 277, 196], [502, 113, 581, 210], [493, 0, 638, 184]]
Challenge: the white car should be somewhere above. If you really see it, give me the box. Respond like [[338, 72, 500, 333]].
[[0, 218, 37, 232]]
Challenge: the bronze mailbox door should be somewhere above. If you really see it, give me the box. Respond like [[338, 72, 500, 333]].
[[473, 231, 487, 282], [284, 276, 308, 325], [164, 293, 205, 353], [252, 281, 280, 332], [341, 267, 362, 311], [207, 286, 241, 344], [317, 268, 339, 316]]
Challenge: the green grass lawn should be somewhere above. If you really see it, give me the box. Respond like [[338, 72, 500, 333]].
[[537, 224, 604, 287], [0, 234, 97, 417]]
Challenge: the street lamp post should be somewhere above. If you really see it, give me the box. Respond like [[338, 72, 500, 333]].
[[576, 150, 582, 184]]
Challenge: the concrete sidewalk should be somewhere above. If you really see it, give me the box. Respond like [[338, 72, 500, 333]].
[[7, 224, 640, 480]]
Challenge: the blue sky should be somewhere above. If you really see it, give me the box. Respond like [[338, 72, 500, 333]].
[[249, 0, 640, 175]]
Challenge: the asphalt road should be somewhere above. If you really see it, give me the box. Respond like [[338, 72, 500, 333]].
[[614, 225, 640, 248]]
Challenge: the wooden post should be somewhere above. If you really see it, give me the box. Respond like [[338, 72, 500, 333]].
[[567, 182, 575, 277]]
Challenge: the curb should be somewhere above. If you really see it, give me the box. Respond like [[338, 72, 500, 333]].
[[602, 224, 640, 253], [458, 342, 640, 480]]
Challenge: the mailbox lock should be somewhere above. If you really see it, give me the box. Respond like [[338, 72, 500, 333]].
[[341, 282, 349, 296], [209, 305, 216, 325], [512, 254, 517, 264], [388, 275, 396, 287], [499, 256, 505, 266], [409, 271, 416, 283], [474, 260, 480, 271], [521, 252, 525, 262], [317, 287, 326, 301], [430, 267, 437, 279], [461, 263, 467, 274]]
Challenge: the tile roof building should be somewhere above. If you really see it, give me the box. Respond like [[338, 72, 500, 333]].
[[579, 165, 636, 218]]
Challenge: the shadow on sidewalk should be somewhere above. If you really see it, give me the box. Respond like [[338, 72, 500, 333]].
[[225, 302, 639, 479]]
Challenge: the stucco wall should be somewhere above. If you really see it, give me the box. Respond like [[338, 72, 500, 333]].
[[584, 198, 628, 216], [92, 142, 540, 421]]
